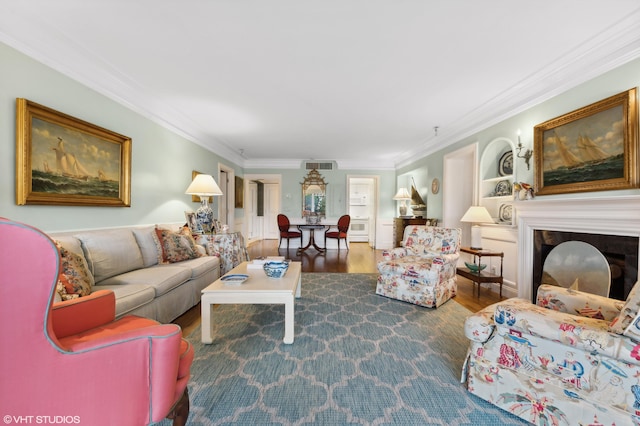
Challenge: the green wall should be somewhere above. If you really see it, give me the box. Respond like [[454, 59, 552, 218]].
[[0, 42, 234, 232], [398, 56, 640, 218]]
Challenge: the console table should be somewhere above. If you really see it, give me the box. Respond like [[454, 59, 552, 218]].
[[456, 247, 504, 298]]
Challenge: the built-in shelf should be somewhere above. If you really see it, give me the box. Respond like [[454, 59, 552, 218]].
[[479, 137, 516, 227]]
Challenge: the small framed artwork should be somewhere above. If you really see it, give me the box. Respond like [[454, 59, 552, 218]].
[[534, 88, 638, 195], [16, 98, 132, 206], [184, 211, 203, 234], [235, 176, 244, 208]]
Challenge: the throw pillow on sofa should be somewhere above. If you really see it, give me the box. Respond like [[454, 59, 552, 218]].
[[54, 241, 93, 299], [155, 227, 202, 263]]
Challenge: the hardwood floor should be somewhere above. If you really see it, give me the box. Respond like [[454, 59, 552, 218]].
[[173, 239, 505, 336]]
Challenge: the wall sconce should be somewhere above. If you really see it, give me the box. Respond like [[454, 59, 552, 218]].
[[516, 130, 533, 170]]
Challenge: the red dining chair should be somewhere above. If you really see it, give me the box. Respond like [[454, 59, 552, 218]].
[[325, 214, 351, 250], [277, 214, 302, 250]]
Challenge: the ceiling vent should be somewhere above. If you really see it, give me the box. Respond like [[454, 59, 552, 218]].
[[304, 161, 335, 171]]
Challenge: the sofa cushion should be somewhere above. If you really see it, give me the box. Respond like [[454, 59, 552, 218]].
[[132, 226, 162, 267], [76, 230, 144, 283], [92, 283, 156, 317], [55, 241, 93, 297], [155, 227, 202, 263], [177, 256, 220, 279], [99, 265, 191, 297]]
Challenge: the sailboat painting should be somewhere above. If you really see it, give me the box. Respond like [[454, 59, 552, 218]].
[[534, 88, 638, 196], [16, 99, 131, 206]]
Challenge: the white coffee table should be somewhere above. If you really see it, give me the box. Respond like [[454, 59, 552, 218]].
[[201, 261, 302, 344]]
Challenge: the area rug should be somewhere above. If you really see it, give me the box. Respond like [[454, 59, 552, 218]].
[[161, 273, 526, 425]]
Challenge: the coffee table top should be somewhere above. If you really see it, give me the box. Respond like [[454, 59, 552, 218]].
[[202, 261, 301, 294]]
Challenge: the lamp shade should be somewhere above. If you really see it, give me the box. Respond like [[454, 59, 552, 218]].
[[185, 174, 223, 197], [460, 206, 494, 224], [392, 187, 411, 201]]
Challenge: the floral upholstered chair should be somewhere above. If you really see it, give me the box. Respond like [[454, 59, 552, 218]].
[[462, 282, 640, 425], [376, 226, 461, 308]]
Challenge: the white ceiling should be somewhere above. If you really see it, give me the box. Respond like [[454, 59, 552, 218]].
[[2, 1, 640, 170]]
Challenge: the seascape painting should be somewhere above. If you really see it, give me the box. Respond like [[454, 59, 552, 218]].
[[16, 98, 131, 206], [31, 117, 121, 198], [534, 88, 638, 195], [541, 105, 624, 187]]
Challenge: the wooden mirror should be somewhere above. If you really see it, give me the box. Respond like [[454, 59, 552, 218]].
[[301, 169, 327, 218]]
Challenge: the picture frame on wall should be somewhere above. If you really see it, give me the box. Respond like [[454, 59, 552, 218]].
[[235, 176, 244, 208], [533, 88, 638, 196], [15, 98, 132, 206]]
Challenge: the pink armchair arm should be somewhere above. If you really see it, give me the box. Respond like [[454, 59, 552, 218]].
[[51, 290, 116, 338]]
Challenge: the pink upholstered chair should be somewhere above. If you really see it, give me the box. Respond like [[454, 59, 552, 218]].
[[0, 218, 193, 426], [324, 214, 351, 250]]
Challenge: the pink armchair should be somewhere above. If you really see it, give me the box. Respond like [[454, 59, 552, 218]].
[[0, 218, 193, 426]]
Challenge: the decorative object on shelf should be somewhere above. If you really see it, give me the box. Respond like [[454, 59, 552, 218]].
[[534, 88, 639, 196], [410, 177, 427, 218], [393, 187, 412, 216], [513, 182, 534, 200], [498, 151, 513, 176], [431, 178, 440, 194], [263, 260, 290, 279], [301, 168, 327, 218], [15, 98, 132, 207], [493, 179, 512, 196], [464, 262, 487, 273], [460, 206, 494, 250], [498, 203, 513, 223], [185, 173, 223, 234], [516, 130, 533, 170]]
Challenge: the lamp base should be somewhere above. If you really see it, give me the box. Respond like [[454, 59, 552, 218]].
[[470, 225, 483, 250], [398, 204, 407, 216], [195, 198, 214, 234]]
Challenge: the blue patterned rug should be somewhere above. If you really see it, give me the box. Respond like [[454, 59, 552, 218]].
[[163, 273, 526, 425]]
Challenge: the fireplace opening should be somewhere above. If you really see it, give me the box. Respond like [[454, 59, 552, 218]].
[[533, 230, 638, 303]]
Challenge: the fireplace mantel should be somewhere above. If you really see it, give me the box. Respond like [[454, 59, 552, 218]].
[[515, 195, 640, 300]]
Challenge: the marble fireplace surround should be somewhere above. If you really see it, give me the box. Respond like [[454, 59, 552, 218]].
[[516, 195, 640, 301]]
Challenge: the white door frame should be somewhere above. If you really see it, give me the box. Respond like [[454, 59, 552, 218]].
[[243, 174, 282, 241], [443, 143, 478, 247], [218, 163, 235, 231], [346, 175, 379, 248]]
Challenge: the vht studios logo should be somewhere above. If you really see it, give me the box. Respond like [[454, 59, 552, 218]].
[[3, 415, 81, 424]]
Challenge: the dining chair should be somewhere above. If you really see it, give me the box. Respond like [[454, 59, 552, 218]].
[[324, 214, 351, 250], [277, 214, 302, 250]]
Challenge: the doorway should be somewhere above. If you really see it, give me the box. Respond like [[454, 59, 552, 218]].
[[443, 143, 477, 247], [346, 175, 378, 248], [218, 164, 235, 230], [244, 174, 281, 243]]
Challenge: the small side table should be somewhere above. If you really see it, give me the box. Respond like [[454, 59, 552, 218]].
[[456, 247, 504, 298]]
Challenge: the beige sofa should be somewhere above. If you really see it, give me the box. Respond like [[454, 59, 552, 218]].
[[50, 224, 220, 323]]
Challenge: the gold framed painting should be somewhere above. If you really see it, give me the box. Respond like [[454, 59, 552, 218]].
[[16, 99, 132, 206], [533, 88, 638, 196], [235, 176, 244, 208]]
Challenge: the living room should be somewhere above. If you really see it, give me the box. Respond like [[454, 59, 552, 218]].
[[2, 2, 640, 425]]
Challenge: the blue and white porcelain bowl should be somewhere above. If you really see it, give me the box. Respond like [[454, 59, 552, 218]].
[[263, 261, 289, 279]]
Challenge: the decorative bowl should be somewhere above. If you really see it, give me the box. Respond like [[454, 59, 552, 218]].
[[263, 261, 290, 279], [464, 262, 487, 273]]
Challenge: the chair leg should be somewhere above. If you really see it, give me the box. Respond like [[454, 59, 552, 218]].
[[167, 388, 189, 426]]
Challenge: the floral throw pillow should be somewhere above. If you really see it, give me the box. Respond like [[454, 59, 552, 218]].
[[609, 281, 640, 334], [155, 227, 202, 263], [55, 241, 93, 298]]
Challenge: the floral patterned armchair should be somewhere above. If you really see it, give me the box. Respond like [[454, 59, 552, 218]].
[[376, 226, 461, 308], [462, 283, 640, 425]]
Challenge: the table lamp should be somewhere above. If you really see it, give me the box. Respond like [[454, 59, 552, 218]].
[[460, 206, 494, 250], [393, 187, 412, 216], [185, 174, 223, 233]]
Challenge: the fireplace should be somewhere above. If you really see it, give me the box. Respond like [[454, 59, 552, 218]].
[[532, 230, 638, 302], [515, 196, 640, 301]]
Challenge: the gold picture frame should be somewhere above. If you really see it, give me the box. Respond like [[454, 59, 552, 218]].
[[534, 88, 638, 196], [16, 99, 132, 206], [235, 176, 244, 208]]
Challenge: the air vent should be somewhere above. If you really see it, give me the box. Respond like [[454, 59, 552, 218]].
[[305, 161, 335, 171]]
